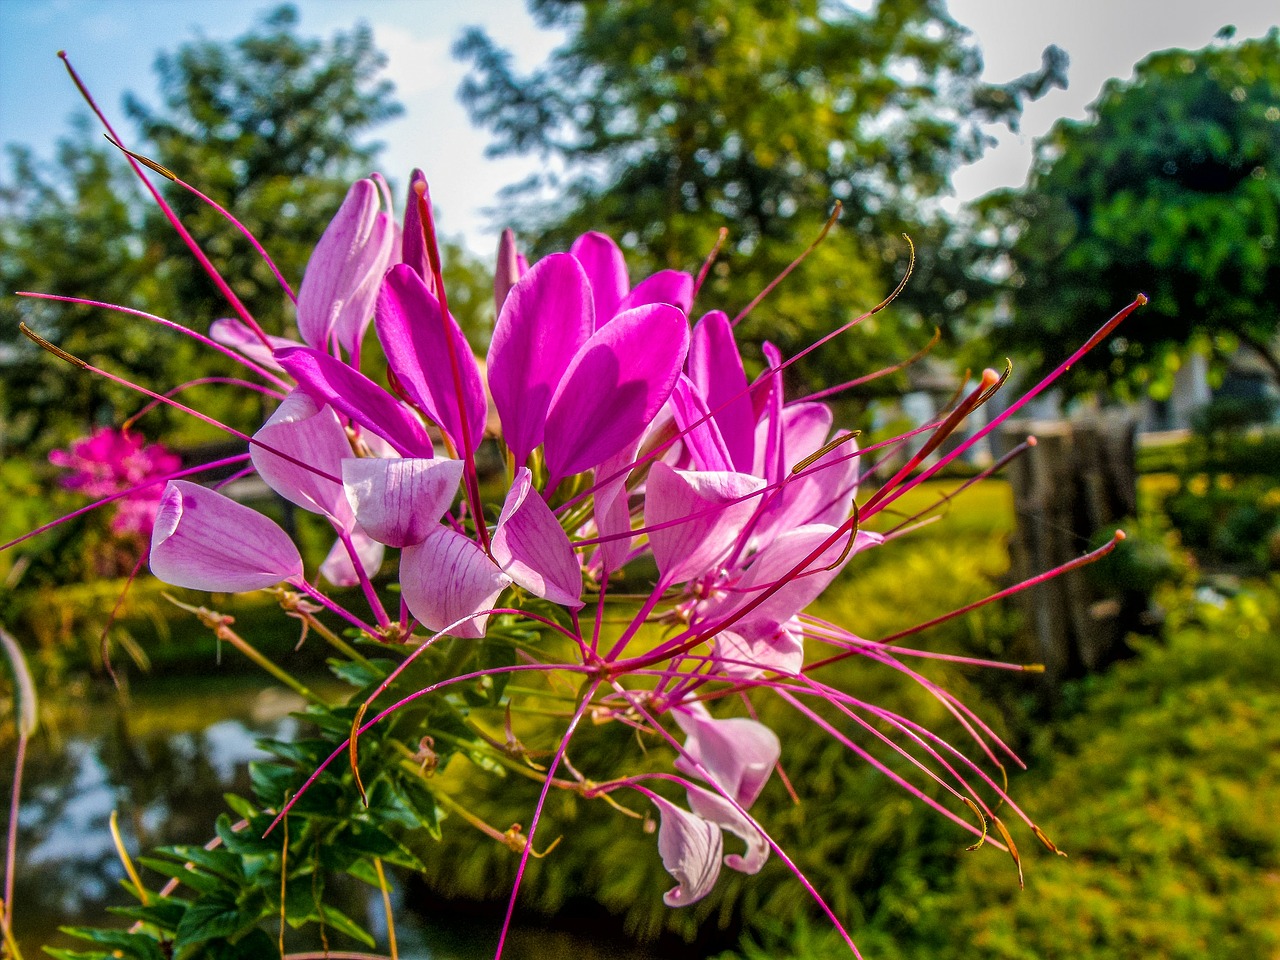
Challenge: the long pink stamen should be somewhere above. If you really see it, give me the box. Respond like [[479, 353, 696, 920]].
[[869, 295, 1148, 517], [16, 292, 290, 388], [881, 436, 1036, 538], [777, 688, 1001, 850], [1, 454, 249, 553], [730, 204, 843, 327], [797, 326, 942, 403], [860, 368, 1001, 515], [102, 139, 298, 304], [806, 531, 1125, 674], [800, 620, 1039, 672], [493, 682, 599, 960], [19, 324, 341, 485], [58, 52, 274, 349], [124, 377, 287, 430]]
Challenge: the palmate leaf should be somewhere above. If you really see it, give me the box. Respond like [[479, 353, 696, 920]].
[[162, 845, 247, 884], [366, 775, 443, 839]]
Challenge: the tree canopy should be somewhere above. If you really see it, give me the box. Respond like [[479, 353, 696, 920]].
[[455, 0, 1066, 391], [986, 28, 1280, 397], [0, 5, 401, 451]]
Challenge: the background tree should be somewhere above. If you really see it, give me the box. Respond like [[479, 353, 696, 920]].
[[984, 28, 1280, 398], [0, 5, 401, 453], [455, 0, 1066, 392]]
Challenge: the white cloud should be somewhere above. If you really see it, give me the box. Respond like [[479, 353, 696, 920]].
[[373, 22, 451, 99]]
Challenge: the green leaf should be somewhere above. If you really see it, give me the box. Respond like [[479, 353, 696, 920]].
[[53, 927, 166, 960], [106, 897, 188, 932], [205, 928, 281, 960], [173, 895, 257, 950], [137, 857, 226, 897], [164, 845, 245, 883], [328, 656, 395, 688], [223, 793, 259, 822], [316, 903, 377, 948]]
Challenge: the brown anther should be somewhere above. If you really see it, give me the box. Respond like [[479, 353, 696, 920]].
[[502, 824, 562, 858], [414, 736, 439, 775], [502, 823, 527, 853]]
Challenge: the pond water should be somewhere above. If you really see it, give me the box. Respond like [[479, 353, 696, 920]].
[[4, 672, 700, 960]]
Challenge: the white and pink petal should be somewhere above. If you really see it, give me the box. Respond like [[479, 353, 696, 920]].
[[150, 481, 302, 592], [401, 527, 511, 639]]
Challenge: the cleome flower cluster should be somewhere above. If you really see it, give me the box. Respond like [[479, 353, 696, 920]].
[[10, 81, 1141, 949], [149, 170, 897, 909]]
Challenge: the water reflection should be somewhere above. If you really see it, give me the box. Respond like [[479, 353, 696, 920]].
[[4, 676, 692, 960], [9, 678, 305, 952]]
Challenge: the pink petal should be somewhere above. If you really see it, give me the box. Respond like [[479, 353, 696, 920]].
[[491, 467, 584, 608], [590, 441, 639, 575], [649, 795, 723, 908], [755, 429, 859, 544], [544, 303, 690, 483], [399, 169, 436, 290], [710, 524, 882, 639], [779, 403, 834, 472], [485, 253, 594, 467], [685, 785, 769, 875], [250, 392, 355, 529], [493, 227, 522, 314], [751, 342, 786, 484], [401, 527, 511, 638], [669, 374, 734, 473], [318, 527, 386, 587], [209, 318, 297, 372], [296, 179, 385, 349], [687, 311, 755, 472], [334, 208, 395, 357], [276, 346, 434, 458], [341, 457, 463, 547], [749, 401, 835, 543], [672, 702, 780, 808], [150, 481, 302, 592], [376, 264, 488, 456], [712, 623, 804, 680], [618, 270, 694, 315], [644, 462, 765, 586], [570, 231, 629, 328]]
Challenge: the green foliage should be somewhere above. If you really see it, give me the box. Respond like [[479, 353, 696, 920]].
[[1141, 422, 1280, 573], [987, 28, 1280, 396], [43, 623, 567, 958], [719, 582, 1280, 960], [455, 0, 1065, 390], [1164, 477, 1280, 571]]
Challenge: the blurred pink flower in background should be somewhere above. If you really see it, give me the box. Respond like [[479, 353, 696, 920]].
[[49, 428, 182, 539]]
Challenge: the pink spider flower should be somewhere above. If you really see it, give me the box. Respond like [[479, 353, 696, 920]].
[[7, 71, 1145, 960], [49, 427, 182, 539]]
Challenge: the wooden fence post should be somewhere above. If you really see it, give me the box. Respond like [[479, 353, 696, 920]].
[[1002, 414, 1140, 690]]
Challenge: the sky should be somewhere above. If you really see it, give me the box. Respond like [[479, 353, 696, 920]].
[[1, 0, 1277, 258]]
